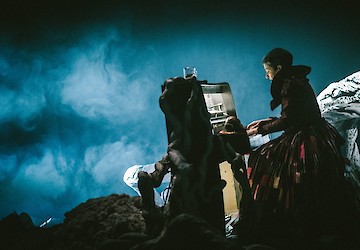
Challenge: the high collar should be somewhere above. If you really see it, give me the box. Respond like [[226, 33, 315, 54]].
[[270, 65, 311, 110], [273, 65, 311, 83]]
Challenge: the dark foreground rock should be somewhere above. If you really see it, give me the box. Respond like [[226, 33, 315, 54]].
[[0, 194, 148, 250], [0, 193, 275, 250]]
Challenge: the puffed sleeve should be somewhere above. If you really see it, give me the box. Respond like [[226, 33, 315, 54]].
[[258, 80, 292, 135]]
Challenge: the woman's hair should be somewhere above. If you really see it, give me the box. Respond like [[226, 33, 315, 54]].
[[262, 48, 293, 70]]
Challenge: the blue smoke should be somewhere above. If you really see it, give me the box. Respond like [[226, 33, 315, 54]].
[[0, 27, 168, 225]]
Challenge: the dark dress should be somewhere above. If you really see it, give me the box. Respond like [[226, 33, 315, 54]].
[[245, 65, 359, 249]]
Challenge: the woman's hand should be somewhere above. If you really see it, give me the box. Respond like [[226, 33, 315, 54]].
[[246, 118, 273, 130], [246, 118, 274, 136], [246, 127, 258, 136]]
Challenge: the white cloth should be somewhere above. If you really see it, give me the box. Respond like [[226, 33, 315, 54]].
[[317, 71, 360, 204], [123, 163, 171, 207]]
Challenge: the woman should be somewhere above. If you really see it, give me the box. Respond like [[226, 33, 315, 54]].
[[243, 48, 358, 248]]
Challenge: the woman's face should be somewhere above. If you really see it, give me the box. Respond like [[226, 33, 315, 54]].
[[263, 63, 280, 80]]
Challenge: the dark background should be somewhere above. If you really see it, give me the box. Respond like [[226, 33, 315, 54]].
[[0, 0, 359, 225]]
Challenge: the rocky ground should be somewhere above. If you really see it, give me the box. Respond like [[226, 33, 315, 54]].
[[1, 193, 274, 250], [0, 194, 149, 250], [2, 193, 359, 250]]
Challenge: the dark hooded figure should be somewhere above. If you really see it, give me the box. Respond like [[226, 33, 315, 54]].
[[242, 48, 359, 249]]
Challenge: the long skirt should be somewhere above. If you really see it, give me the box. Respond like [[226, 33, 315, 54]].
[[245, 118, 358, 248]]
